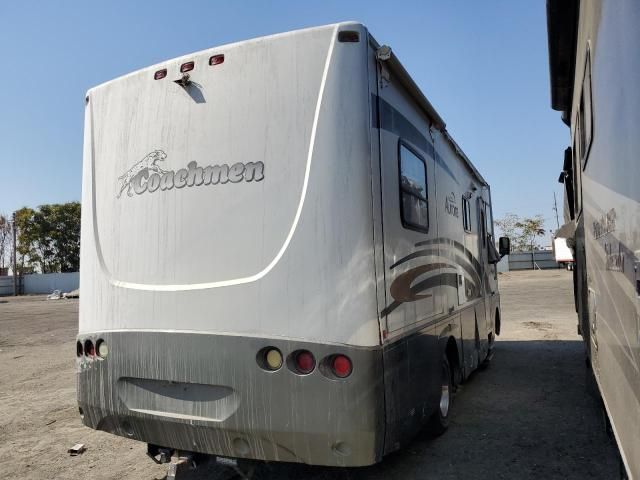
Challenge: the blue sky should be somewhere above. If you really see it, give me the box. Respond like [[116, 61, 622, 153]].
[[0, 1, 567, 242]]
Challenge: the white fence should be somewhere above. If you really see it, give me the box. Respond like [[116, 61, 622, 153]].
[[0, 272, 79, 296]]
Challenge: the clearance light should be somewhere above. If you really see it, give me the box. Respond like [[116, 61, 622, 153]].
[[96, 339, 109, 359], [338, 31, 360, 43], [209, 54, 224, 66], [84, 339, 95, 358], [265, 348, 283, 370], [332, 355, 353, 378], [154, 69, 167, 80], [295, 350, 315, 374], [180, 61, 195, 73], [76, 341, 83, 357]]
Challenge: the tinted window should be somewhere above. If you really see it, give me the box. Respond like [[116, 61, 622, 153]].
[[462, 196, 472, 232], [399, 144, 428, 231]]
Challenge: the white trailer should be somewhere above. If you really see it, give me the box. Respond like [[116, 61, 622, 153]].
[[77, 22, 508, 469], [553, 237, 574, 269]]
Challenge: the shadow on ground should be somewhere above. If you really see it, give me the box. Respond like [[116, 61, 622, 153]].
[[170, 339, 619, 480]]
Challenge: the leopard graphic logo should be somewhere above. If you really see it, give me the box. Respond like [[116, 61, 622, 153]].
[[117, 150, 168, 198]]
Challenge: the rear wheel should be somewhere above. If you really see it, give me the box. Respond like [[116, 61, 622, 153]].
[[429, 355, 452, 436]]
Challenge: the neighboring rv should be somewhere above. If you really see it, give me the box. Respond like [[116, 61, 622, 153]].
[[76, 22, 508, 469], [547, 1, 640, 477]]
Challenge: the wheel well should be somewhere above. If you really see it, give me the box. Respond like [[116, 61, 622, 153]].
[[445, 337, 461, 385], [495, 308, 501, 336]]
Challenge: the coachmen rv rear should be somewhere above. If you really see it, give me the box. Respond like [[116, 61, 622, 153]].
[[77, 22, 509, 469]]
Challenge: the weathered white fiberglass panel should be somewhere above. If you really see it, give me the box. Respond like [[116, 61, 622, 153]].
[[90, 27, 332, 286], [80, 23, 380, 346]]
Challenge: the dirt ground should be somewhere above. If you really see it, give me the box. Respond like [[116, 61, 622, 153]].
[[0, 270, 620, 479]]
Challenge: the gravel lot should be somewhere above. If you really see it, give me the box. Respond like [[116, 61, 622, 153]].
[[0, 270, 620, 479]]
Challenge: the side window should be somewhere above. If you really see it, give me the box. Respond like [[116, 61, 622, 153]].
[[462, 196, 472, 232], [399, 143, 429, 232]]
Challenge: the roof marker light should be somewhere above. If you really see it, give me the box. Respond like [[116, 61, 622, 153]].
[[154, 69, 167, 80], [180, 61, 195, 73], [209, 54, 224, 66], [338, 31, 360, 43]]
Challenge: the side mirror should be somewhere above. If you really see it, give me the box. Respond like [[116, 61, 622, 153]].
[[498, 237, 511, 257]]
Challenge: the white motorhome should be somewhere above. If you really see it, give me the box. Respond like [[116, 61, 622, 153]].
[[548, 1, 640, 477], [77, 22, 508, 470]]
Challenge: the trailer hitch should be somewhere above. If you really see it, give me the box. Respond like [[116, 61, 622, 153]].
[[166, 453, 197, 480]]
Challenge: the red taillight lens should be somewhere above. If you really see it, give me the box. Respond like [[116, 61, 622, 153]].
[[154, 69, 167, 80], [76, 341, 83, 358], [209, 54, 224, 66], [295, 351, 315, 374], [180, 61, 194, 73], [84, 339, 95, 357], [332, 355, 352, 378]]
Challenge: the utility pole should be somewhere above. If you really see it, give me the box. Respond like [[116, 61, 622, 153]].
[[552, 191, 561, 231], [12, 212, 17, 296]]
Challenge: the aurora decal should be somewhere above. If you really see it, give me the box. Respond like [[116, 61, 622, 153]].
[[117, 150, 265, 198]]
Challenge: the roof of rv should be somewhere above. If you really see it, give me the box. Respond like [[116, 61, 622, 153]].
[[366, 32, 487, 186], [86, 23, 362, 93], [87, 21, 487, 187]]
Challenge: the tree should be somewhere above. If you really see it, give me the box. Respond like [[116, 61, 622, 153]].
[[515, 215, 546, 252], [494, 213, 546, 253], [15, 202, 81, 273], [515, 215, 546, 269], [0, 214, 11, 271], [494, 213, 520, 247]]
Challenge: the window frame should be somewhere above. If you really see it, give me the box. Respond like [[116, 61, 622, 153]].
[[398, 140, 429, 233], [579, 45, 594, 170], [462, 195, 472, 233]]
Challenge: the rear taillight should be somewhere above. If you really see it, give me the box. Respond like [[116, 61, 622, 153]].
[[96, 339, 109, 359], [84, 339, 95, 358], [257, 347, 283, 371], [180, 61, 194, 73], [76, 341, 83, 357], [331, 354, 352, 378], [154, 69, 167, 80], [294, 350, 315, 374], [209, 54, 224, 66]]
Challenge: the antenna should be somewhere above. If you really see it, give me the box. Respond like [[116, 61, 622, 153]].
[[552, 191, 560, 231]]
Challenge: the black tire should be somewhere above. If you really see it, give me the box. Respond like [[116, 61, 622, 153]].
[[428, 355, 452, 436]]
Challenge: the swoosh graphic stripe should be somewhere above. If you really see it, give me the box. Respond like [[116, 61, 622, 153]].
[[382, 272, 459, 317], [389, 247, 482, 289], [415, 237, 483, 274]]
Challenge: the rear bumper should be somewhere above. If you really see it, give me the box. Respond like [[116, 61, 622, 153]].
[[77, 331, 384, 467]]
